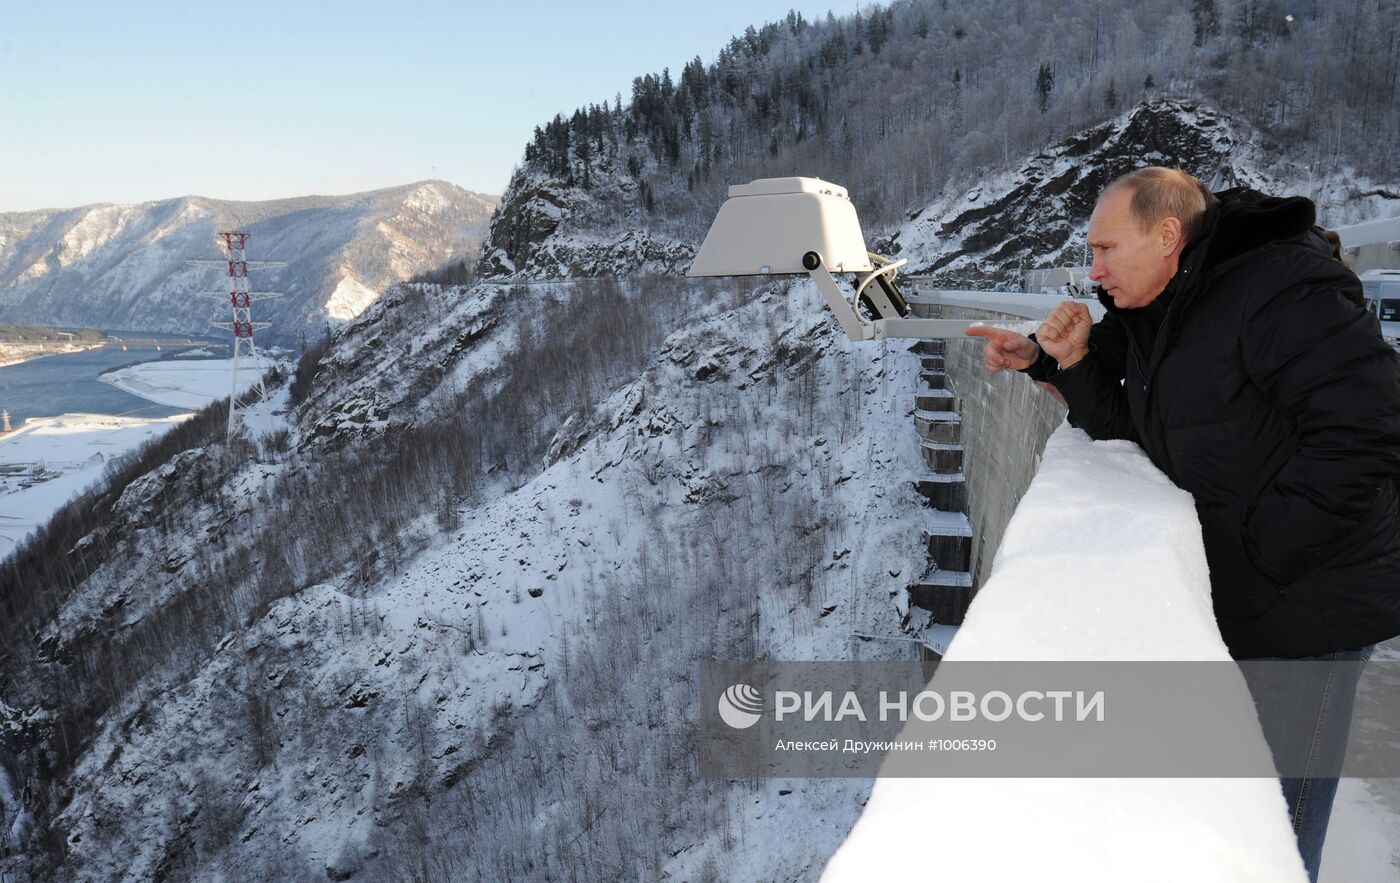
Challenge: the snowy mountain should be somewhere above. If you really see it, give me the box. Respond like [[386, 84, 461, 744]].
[[0, 181, 497, 341]]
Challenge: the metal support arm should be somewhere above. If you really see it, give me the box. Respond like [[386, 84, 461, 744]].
[[803, 252, 994, 341]]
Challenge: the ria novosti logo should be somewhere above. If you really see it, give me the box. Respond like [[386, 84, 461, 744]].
[[718, 683, 764, 729], [716, 683, 1106, 729]]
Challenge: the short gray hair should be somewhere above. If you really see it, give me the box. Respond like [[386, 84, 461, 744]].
[[1102, 167, 1217, 242]]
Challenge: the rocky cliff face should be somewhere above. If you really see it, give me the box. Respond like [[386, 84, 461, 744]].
[[477, 154, 695, 280], [0, 181, 498, 342]]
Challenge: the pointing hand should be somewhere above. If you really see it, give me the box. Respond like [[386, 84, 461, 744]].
[[965, 326, 1040, 374]]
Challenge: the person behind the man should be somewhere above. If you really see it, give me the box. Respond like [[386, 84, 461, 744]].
[[966, 167, 1400, 881]]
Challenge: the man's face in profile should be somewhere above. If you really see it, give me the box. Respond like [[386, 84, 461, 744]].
[[1086, 187, 1176, 310]]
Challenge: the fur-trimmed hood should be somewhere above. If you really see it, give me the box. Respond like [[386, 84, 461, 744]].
[[1187, 186, 1321, 272]]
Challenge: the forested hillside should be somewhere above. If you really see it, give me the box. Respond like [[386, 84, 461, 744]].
[[486, 0, 1396, 272]]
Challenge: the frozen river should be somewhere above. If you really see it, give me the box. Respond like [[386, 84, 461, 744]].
[[0, 346, 198, 425], [0, 343, 274, 557]]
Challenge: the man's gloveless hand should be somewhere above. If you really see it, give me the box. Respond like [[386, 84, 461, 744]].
[[964, 326, 1040, 373], [1036, 302, 1093, 369]]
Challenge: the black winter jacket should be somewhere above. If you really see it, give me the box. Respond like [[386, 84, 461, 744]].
[[1037, 187, 1400, 659]]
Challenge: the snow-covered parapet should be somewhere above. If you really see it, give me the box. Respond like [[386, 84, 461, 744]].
[[821, 425, 1308, 882]]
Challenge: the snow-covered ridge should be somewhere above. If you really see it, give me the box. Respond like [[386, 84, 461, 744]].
[[479, 99, 1400, 289], [0, 181, 499, 341]]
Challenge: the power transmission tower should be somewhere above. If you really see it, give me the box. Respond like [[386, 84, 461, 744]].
[[188, 232, 285, 444]]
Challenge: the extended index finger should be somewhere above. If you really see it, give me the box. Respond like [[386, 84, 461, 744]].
[[965, 325, 1013, 341]]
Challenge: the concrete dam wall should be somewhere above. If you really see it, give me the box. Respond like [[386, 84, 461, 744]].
[[906, 298, 1070, 651]]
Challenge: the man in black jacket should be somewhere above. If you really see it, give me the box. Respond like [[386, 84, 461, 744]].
[[967, 167, 1400, 881], [972, 167, 1400, 659]]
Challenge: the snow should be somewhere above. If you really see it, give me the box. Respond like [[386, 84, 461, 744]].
[[14, 92, 1400, 874], [924, 509, 971, 532], [99, 357, 265, 410], [914, 408, 960, 421], [0, 357, 277, 557], [0, 413, 190, 557], [1322, 778, 1400, 882], [475, 163, 695, 281], [236, 384, 294, 439], [882, 101, 1400, 291], [401, 181, 454, 214], [10, 269, 1392, 880], [0, 341, 96, 368], [1335, 215, 1400, 247], [821, 425, 1310, 882], [0, 762, 32, 853], [325, 273, 381, 321], [54, 581, 548, 881]]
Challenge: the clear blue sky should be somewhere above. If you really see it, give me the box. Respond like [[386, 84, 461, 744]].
[[0, 0, 851, 212]]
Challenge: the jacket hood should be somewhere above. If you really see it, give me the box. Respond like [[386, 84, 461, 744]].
[[1187, 186, 1318, 271]]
